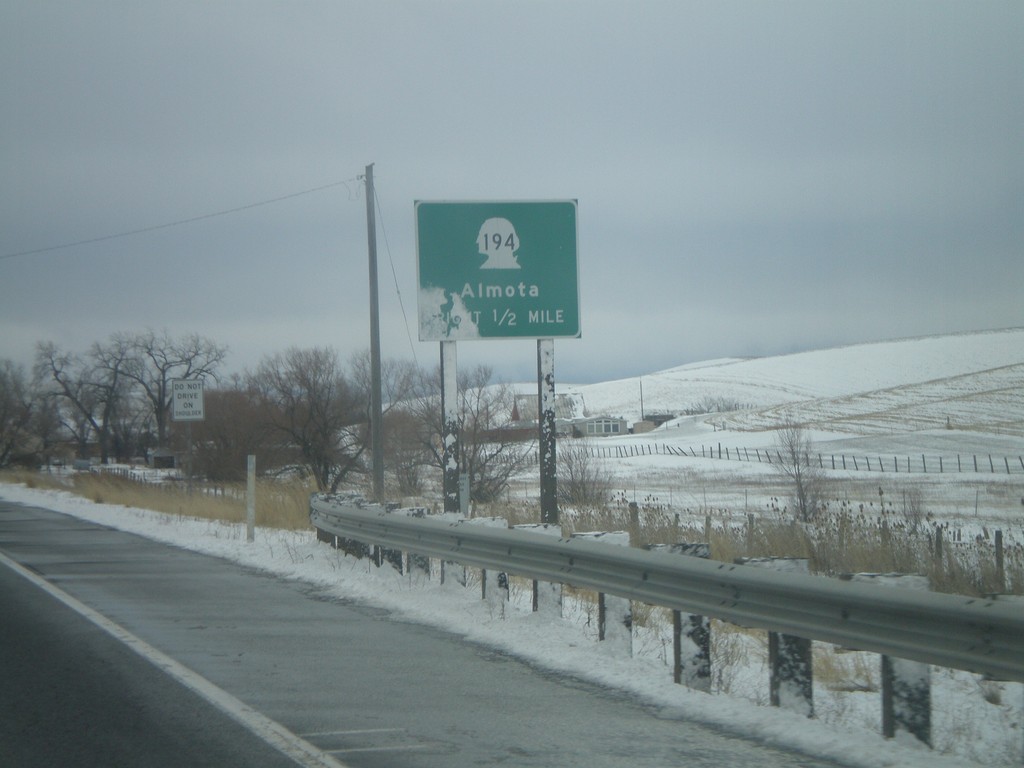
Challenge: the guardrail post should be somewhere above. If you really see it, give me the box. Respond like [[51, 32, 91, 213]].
[[738, 557, 814, 717], [315, 525, 335, 546], [459, 517, 509, 602], [573, 531, 632, 656], [399, 508, 435, 577], [514, 523, 562, 617], [309, 492, 375, 559], [326, 528, 372, 560], [995, 529, 1005, 592], [843, 573, 931, 746], [376, 506, 429, 575], [416, 511, 463, 584], [983, 594, 1023, 761], [373, 543, 403, 573], [647, 542, 711, 691]]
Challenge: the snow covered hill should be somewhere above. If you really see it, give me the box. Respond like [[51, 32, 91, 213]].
[[559, 327, 1024, 440]]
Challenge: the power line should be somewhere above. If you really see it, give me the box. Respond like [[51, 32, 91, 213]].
[[0, 178, 357, 263], [374, 184, 419, 366]]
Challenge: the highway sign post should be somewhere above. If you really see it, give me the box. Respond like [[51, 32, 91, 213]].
[[171, 379, 204, 495], [416, 200, 579, 524]]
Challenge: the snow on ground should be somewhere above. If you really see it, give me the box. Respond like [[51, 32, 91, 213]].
[[1, 481, 1021, 768], [560, 327, 1024, 429], [542, 328, 1024, 526]]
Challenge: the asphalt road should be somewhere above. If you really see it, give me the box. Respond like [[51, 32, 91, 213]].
[[0, 501, 843, 767]]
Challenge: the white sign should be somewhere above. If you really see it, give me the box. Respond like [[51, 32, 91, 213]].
[[171, 379, 205, 422]]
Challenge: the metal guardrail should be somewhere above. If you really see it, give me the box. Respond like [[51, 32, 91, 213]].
[[309, 493, 1024, 683]]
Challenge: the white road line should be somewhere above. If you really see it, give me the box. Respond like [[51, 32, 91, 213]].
[[300, 728, 430, 756], [329, 745, 428, 754], [0, 550, 350, 768], [301, 728, 404, 738]]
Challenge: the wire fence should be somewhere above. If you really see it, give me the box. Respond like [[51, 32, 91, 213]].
[[527, 442, 1024, 475]]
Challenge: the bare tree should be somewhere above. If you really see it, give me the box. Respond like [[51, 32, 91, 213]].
[[410, 364, 533, 503], [557, 438, 611, 510], [248, 347, 366, 492], [29, 380, 64, 468], [0, 360, 35, 468], [348, 351, 420, 415], [773, 423, 825, 522], [192, 381, 284, 483], [35, 332, 225, 463], [90, 333, 141, 461], [382, 405, 427, 496], [349, 351, 422, 495], [123, 329, 227, 447], [106, 391, 154, 462], [35, 342, 121, 463]]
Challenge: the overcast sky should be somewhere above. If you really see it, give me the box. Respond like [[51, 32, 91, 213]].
[[2, 1, 1021, 385]]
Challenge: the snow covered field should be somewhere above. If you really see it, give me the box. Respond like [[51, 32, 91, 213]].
[[563, 328, 1024, 433], [3, 328, 1022, 765], [547, 328, 1024, 524]]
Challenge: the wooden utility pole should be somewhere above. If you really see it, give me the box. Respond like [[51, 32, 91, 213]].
[[365, 163, 384, 502]]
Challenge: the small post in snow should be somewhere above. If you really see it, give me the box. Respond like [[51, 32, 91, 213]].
[[246, 455, 256, 543]]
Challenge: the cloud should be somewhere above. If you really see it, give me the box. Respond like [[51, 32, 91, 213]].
[[1, 2, 1021, 383]]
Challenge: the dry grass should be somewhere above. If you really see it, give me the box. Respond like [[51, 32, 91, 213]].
[[470, 492, 1022, 598], [0, 468, 69, 491], [9, 471, 319, 531], [72, 472, 245, 522], [253, 479, 318, 530], [7, 467, 1018, 597], [815, 647, 879, 693]]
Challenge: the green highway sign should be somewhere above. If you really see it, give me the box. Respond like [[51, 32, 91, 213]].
[[415, 200, 580, 341]]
